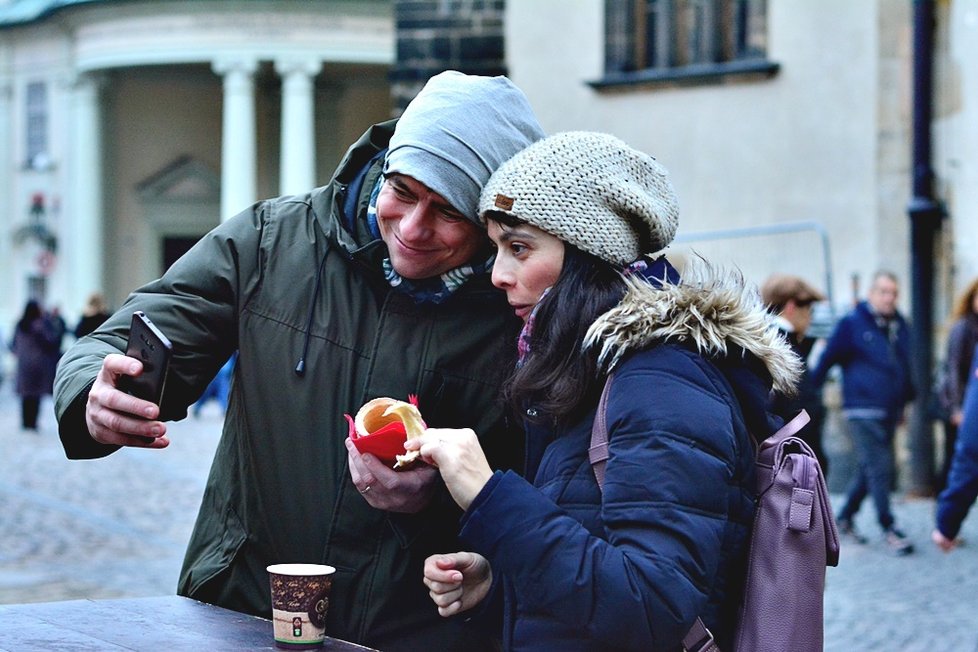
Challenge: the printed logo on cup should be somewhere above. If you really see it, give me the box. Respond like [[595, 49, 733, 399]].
[[267, 564, 336, 650]]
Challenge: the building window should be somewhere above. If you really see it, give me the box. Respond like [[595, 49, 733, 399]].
[[597, 0, 777, 88], [26, 81, 50, 170]]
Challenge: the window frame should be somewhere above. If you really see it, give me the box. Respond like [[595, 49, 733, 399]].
[[593, 0, 778, 90], [25, 80, 50, 170]]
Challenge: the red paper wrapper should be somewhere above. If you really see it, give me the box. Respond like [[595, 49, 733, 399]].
[[346, 415, 409, 465], [345, 395, 423, 466]]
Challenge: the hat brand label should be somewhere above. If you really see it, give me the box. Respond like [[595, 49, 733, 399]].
[[494, 194, 515, 211]]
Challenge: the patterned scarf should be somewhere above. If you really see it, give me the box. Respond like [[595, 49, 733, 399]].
[[516, 287, 551, 367], [367, 176, 494, 305]]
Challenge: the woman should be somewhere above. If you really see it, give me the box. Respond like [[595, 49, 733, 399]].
[[933, 346, 978, 552], [74, 292, 112, 339], [938, 278, 978, 491], [11, 299, 58, 430], [407, 132, 801, 651]]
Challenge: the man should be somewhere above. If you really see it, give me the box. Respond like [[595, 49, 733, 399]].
[[54, 71, 544, 650], [761, 274, 829, 475], [812, 271, 916, 555]]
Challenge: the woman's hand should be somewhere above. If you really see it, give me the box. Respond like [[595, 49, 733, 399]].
[[931, 528, 958, 553], [404, 428, 493, 510], [951, 409, 964, 427], [423, 552, 492, 617]]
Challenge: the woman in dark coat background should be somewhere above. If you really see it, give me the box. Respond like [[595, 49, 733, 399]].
[[11, 299, 59, 430], [73, 292, 112, 339], [938, 278, 978, 492], [933, 346, 978, 551], [409, 132, 801, 651], [761, 274, 829, 476]]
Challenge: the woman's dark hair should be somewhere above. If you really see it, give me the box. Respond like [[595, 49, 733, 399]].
[[16, 300, 42, 333], [502, 243, 627, 427]]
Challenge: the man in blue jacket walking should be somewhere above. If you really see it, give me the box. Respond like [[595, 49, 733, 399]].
[[812, 271, 916, 554]]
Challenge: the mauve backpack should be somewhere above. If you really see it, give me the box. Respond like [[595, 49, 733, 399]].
[[589, 375, 840, 652]]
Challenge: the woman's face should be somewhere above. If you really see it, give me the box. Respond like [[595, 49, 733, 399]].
[[488, 219, 565, 322]]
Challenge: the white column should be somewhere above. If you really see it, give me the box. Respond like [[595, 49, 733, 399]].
[[213, 59, 258, 222], [275, 58, 322, 196], [0, 77, 10, 211], [67, 72, 105, 302], [0, 77, 14, 326]]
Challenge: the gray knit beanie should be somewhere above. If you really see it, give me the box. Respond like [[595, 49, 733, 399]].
[[385, 70, 545, 224], [479, 131, 680, 265]]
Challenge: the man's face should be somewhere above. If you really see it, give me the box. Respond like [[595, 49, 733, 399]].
[[375, 174, 485, 280], [868, 276, 899, 317], [784, 299, 814, 337]]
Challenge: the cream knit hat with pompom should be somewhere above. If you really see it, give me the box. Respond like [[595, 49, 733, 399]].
[[479, 131, 679, 265]]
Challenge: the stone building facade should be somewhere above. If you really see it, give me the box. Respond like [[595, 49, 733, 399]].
[[2, 0, 975, 369], [0, 0, 394, 323]]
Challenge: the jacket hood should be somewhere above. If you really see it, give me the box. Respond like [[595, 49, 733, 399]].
[[305, 120, 395, 264], [583, 260, 802, 397]]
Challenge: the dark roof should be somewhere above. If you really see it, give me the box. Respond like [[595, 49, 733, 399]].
[[0, 0, 285, 28], [0, 0, 111, 27]]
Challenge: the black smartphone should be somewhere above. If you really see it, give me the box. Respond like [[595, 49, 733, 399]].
[[119, 311, 173, 405]]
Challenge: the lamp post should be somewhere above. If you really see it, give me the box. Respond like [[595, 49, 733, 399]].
[[905, 0, 944, 495]]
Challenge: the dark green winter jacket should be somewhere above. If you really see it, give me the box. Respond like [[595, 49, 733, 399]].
[[54, 120, 522, 651]]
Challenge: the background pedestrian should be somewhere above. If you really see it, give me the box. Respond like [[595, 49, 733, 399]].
[[74, 292, 112, 339], [10, 300, 58, 431], [933, 346, 978, 552], [761, 273, 829, 475], [813, 271, 916, 555], [936, 278, 978, 493]]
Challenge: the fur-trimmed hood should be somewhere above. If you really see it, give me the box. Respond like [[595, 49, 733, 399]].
[[583, 260, 802, 397]]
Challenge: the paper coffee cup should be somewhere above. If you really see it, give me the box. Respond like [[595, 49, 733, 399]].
[[267, 563, 336, 650]]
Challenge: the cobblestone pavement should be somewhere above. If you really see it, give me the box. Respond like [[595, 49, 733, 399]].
[[0, 381, 221, 605], [1, 381, 977, 650], [824, 495, 978, 651]]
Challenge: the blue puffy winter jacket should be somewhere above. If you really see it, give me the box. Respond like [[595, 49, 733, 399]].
[[459, 261, 801, 651], [936, 347, 978, 540]]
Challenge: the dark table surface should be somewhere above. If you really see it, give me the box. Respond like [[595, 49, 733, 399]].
[[0, 595, 378, 651]]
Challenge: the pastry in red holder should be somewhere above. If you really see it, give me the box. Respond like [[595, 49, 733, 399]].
[[345, 395, 427, 469]]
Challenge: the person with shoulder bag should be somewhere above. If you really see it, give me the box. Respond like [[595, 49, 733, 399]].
[[409, 132, 807, 651]]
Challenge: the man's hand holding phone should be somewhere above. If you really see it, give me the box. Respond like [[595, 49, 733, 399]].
[[85, 311, 173, 449], [86, 353, 170, 448]]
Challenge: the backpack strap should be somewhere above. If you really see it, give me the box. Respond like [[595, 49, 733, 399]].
[[588, 374, 614, 490], [763, 409, 811, 450], [682, 618, 721, 652]]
